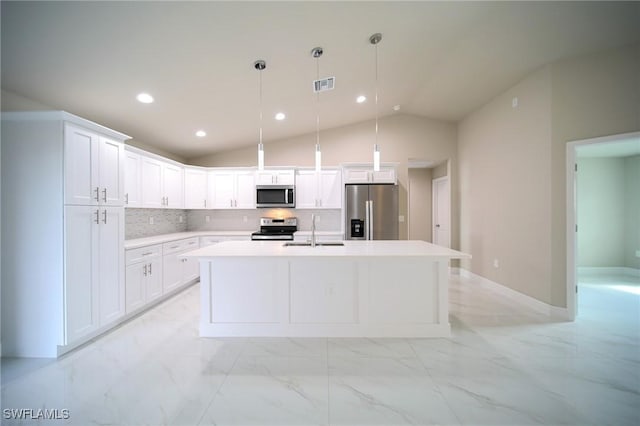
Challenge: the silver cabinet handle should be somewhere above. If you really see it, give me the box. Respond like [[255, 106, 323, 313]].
[[94, 187, 100, 202], [143, 264, 147, 276], [170, 245, 179, 249], [166, 196, 169, 206], [148, 263, 152, 275], [102, 188, 107, 202], [235, 199, 238, 207], [102, 210, 107, 224], [142, 251, 154, 256], [230, 199, 233, 207], [189, 241, 196, 245], [94, 209, 100, 224], [204, 199, 207, 208], [125, 193, 129, 204]]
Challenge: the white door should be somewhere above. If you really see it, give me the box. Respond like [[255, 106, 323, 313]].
[[141, 157, 163, 208], [163, 253, 183, 293], [125, 263, 146, 313], [64, 124, 99, 205], [295, 170, 318, 209], [64, 206, 99, 343], [255, 171, 276, 185], [234, 171, 256, 209], [163, 163, 183, 208], [184, 168, 208, 209], [319, 169, 342, 208], [124, 152, 141, 207], [98, 207, 125, 325], [146, 258, 163, 302], [98, 137, 124, 206], [432, 177, 450, 248]]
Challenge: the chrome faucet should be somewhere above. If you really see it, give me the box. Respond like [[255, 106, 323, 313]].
[[311, 213, 317, 248]]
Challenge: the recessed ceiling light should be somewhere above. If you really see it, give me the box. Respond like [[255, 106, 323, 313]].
[[275, 112, 286, 121], [195, 130, 206, 137], [356, 95, 367, 103], [136, 93, 154, 104]]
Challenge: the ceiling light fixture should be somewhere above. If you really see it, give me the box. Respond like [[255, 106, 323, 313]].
[[275, 112, 286, 121], [311, 46, 323, 172], [370, 32, 382, 172], [195, 130, 206, 137], [136, 93, 154, 104], [356, 95, 367, 104], [254, 59, 266, 171]]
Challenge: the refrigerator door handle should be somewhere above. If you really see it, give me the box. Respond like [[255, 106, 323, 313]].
[[365, 200, 370, 240], [369, 199, 374, 240]]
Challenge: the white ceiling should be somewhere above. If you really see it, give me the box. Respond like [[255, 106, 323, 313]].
[[2, 1, 639, 160]]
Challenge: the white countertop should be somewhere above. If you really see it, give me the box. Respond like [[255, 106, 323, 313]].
[[182, 240, 471, 259], [124, 231, 253, 250]]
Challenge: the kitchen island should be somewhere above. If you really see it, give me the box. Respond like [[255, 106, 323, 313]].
[[183, 240, 470, 338]]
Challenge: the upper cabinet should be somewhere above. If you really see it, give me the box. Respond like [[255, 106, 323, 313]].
[[255, 169, 295, 186], [184, 167, 209, 209], [124, 151, 141, 207], [295, 168, 342, 209], [64, 123, 125, 206], [140, 155, 184, 209], [210, 169, 255, 209], [343, 164, 397, 184]]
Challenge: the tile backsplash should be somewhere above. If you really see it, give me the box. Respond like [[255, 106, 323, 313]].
[[125, 208, 188, 239]]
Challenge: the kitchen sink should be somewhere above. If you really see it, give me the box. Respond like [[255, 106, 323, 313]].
[[282, 242, 344, 247]]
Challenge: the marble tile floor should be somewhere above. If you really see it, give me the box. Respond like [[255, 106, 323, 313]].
[[1, 272, 638, 426]]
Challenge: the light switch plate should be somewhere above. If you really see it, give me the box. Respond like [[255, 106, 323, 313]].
[[398, 215, 405, 223], [205, 215, 211, 223], [149, 217, 154, 225]]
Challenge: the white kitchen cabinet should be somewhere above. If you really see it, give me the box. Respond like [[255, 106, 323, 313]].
[[140, 156, 184, 208], [162, 237, 200, 293], [2, 111, 131, 357], [124, 151, 141, 207], [65, 205, 125, 344], [295, 168, 342, 209], [343, 165, 397, 184], [255, 169, 295, 185], [125, 244, 163, 314], [184, 167, 209, 209], [64, 123, 124, 206], [210, 170, 255, 209]]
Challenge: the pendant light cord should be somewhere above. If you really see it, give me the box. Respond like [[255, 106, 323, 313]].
[[316, 56, 320, 147], [259, 68, 263, 146], [374, 40, 379, 147]]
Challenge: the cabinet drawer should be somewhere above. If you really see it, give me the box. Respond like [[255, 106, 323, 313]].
[[126, 244, 162, 265], [200, 236, 222, 247], [163, 237, 199, 255]]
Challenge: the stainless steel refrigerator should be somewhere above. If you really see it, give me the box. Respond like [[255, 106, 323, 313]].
[[345, 184, 399, 240]]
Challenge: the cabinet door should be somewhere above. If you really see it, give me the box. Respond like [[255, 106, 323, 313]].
[[64, 124, 99, 205], [295, 170, 318, 209], [146, 258, 163, 302], [163, 162, 183, 208], [163, 253, 182, 293], [183, 256, 200, 283], [255, 171, 275, 185], [211, 171, 235, 208], [124, 152, 141, 207], [98, 137, 124, 206], [275, 170, 295, 185], [371, 167, 396, 184], [343, 168, 371, 184], [125, 263, 146, 314], [98, 207, 125, 325], [141, 157, 164, 208], [234, 171, 256, 208], [319, 169, 342, 208], [64, 206, 99, 343], [184, 168, 208, 209]]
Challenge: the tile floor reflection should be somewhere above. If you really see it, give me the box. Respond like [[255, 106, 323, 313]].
[[2, 272, 638, 425]]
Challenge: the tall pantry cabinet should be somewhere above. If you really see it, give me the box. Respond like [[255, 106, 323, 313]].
[[1, 111, 130, 357]]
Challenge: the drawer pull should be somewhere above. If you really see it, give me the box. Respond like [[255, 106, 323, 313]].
[[170, 245, 179, 249], [142, 252, 154, 256]]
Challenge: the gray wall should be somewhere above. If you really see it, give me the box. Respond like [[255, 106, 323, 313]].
[[125, 209, 188, 239], [408, 168, 432, 241], [624, 155, 640, 269]]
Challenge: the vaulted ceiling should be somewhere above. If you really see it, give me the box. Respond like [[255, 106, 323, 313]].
[[2, 1, 639, 160]]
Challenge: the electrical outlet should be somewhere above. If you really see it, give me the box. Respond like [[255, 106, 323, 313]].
[[399, 215, 405, 223], [179, 215, 183, 223], [149, 217, 154, 225], [512, 97, 518, 108], [243, 216, 248, 223], [205, 215, 211, 223], [493, 259, 499, 268]]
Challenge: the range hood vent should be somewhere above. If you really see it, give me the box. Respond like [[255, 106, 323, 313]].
[[313, 76, 335, 93]]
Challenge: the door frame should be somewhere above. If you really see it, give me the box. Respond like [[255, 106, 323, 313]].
[[565, 131, 640, 320], [432, 176, 450, 248]]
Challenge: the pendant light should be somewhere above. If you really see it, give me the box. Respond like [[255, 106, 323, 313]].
[[254, 59, 266, 171], [370, 33, 382, 172], [311, 46, 323, 172]]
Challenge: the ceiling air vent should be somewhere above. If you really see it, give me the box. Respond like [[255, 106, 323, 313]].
[[313, 76, 335, 93]]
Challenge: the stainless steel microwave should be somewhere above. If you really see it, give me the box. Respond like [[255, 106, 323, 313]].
[[256, 185, 295, 208]]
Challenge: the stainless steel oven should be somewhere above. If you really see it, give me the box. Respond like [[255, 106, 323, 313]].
[[256, 185, 295, 208]]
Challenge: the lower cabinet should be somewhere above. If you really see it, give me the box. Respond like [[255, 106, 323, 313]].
[[125, 244, 163, 314], [162, 237, 200, 293]]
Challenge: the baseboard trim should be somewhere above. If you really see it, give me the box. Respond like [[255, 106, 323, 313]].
[[578, 266, 640, 279], [452, 267, 571, 320]]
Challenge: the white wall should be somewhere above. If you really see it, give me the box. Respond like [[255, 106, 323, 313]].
[[408, 168, 432, 241], [624, 155, 640, 269], [577, 157, 626, 267]]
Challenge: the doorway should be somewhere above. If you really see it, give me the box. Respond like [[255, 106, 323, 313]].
[[407, 159, 450, 245], [432, 176, 451, 248], [566, 131, 640, 319]]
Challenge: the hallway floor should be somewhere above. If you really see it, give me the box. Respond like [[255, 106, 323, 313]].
[[2, 272, 639, 425]]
